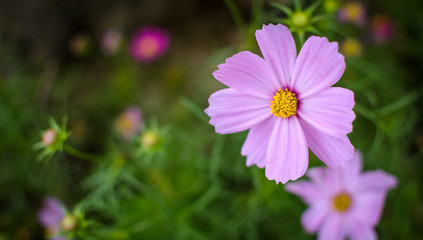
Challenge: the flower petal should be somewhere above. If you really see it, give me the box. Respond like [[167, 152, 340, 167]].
[[285, 180, 326, 204], [317, 214, 346, 240], [352, 170, 397, 193], [38, 197, 65, 228], [350, 192, 388, 227], [298, 117, 354, 169], [213, 51, 279, 99], [291, 36, 345, 98], [205, 88, 272, 134], [344, 151, 362, 177], [347, 219, 377, 240], [306, 167, 325, 182], [301, 201, 330, 233], [298, 87, 355, 138], [340, 151, 363, 188], [241, 117, 276, 168], [265, 117, 309, 184], [255, 24, 297, 87]]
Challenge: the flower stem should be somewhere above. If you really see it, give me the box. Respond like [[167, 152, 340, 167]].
[[63, 144, 101, 163]]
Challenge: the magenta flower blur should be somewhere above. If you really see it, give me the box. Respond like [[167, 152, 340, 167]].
[[371, 14, 394, 44], [285, 151, 397, 240], [38, 197, 66, 240], [115, 106, 143, 140], [205, 24, 355, 184], [130, 26, 170, 62]]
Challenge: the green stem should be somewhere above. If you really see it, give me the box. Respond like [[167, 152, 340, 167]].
[[63, 144, 101, 163]]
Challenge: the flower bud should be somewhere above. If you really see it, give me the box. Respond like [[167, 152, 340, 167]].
[[42, 129, 57, 146]]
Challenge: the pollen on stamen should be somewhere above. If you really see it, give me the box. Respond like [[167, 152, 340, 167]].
[[332, 193, 352, 212], [270, 88, 298, 118]]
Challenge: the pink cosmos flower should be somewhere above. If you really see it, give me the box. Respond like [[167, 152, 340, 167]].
[[205, 24, 355, 184], [115, 106, 143, 140], [38, 197, 67, 240], [285, 151, 397, 240], [130, 26, 170, 63]]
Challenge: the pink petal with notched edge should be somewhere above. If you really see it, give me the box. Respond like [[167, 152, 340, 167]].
[[298, 87, 355, 138], [350, 191, 388, 227], [255, 24, 297, 87], [212, 51, 279, 99], [346, 217, 378, 240], [301, 200, 330, 233], [351, 170, 398, 193], [298, 117, 354, 169], [265, 117, 309, 183], [291, 36, 345, 99], [317, 214, 345, 240], [285, 180, 326, 204], [241, 117, 276, 168], [205, 88, 271, 134]]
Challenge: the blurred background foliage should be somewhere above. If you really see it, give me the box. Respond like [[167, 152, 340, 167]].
[[0, 0, 422, 239]]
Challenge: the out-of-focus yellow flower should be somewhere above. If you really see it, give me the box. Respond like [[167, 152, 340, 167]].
[[338, 1, 367, 26], [323, 0, 341, 14], [341, 38, 363, 57], [69, 34, 90, 56]]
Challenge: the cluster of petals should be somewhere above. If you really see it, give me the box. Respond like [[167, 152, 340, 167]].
[[205, 23, 355, 183], [285, 151, 397, 240]]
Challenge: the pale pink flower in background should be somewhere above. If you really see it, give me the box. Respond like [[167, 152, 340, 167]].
[[205, 24, 355, 183], [130, 26, 170, 63], [101, 29, 122, 56], [285, 151, 397, 240], [338, 1, 367, 27], [115, 106, 143, 140]]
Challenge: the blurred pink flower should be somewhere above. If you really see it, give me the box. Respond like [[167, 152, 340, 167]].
[[338, 1, 367, 26], [101, 29, 122, 56], [38, 197, 66, 240], [285, 151, 397, 240], [115, 106, 143, 140], [130, 26, 170, 62], [371, 14, 394, 44], [205, 24, 355, 184]]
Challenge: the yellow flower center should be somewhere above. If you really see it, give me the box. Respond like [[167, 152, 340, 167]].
[[270, 88, 298, 118], [332, 193, 352, 212], [61, 214, 77, 231], [141, 130, 160, 148]]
